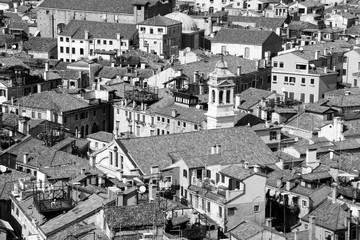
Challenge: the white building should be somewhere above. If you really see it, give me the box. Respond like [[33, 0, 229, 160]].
[[137, 15, 182, 59], [58, 20, 138, 62]]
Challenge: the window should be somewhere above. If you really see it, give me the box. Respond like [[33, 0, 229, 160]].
[[66, 38, 69, 42], [93, 110, 96, 116], [273, 61, 278, 67], [301, 78, 305, 85], [177, 121, 180, 126], [270, 131, 277, 140], [31, 111, 35, 118], [158, 28, 163, 33], [289, 77, 295, 84], [343, 69, 347, 76], [60, 37, 64, 42], [140, 27, 145, 32], [207, 202, 211, 213], [16, 208, 19, 216], [75, 114, 78, 121], [289, 92, 294, 99], [103, 40, 107, 44], [72, 48, 75, 54], [284, 76, 288, 83], [150, 28, 153, 34], [97, 40, 101, 44], [279, 62, 284, 68], [310, 78, 315, 85], [302, 200, 308, 207], [221, 174, 225, 183], [206, 169, 211, 178], [167, 118, 170, 124], [296, 64, 306, 70], [109, 41, 113, 45], [194, 125, 198, 130], [309, 94, 314, 103], [109, 151, 113, 165], [300, 93, 305, 103], [355, 79, 358, 87], [228, 208, 235, 216], [183, 122, 186, 128], [66, 47, 69, 53], [80, 48, 84, 55], [183, 169, 188, 178], [162, 117, 165, 122], [254, 205, 260, 212], [273, 75, 277, 82], [244, 47, 250, 58], [60, 46, 64, 53]]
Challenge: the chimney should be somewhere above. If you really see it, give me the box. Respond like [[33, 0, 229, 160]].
[[333, 66, 336, 71], [171, 109, 177, 118], [277, 159, 284, 170], [225, 189, 230, 200], [329, 149, 334, 160], [23, 153, 28, 164], [265, 218, 272, 228], [294, 229, 299, 240], [18, 116, 29, 135], [132, 101, 136, 109], [309, 216, 316, 240], [116, 192, 124, 206], [265, 51, 271, 66], [237, 66, 241, 76], [44, 62, 49, 80], [216, 144, 221, 154], [235, 94, 241, 109], [244, 162, 249, 169], [332, 182, 338, 203], [150, 165, 159, 175], [324, 66, 328, 73], [84, 30, 89, 40], [211, 146, 216, 154], [286, 180, 291, 191], [193, 71, 199, 82], [141, 62, 146, 69], [89, 155, 95, 167], [149, 184, 154, 202], [80, 168, 86, 175], [324, 48, 328, 55], [13, 2, 18, 13], [255, 60, 259, 70], [317, 31, 321, 42], [306, 148, 317, 164], [253, 165, 260, 173], [265, 121, 270, 128], [111, 61, 115, 68], [315, 50, 320, 60]]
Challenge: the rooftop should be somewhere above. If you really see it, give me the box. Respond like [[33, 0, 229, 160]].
[[60, 20, 137, 40], [228, 16, 286, 29], [41, 194, 106, 236], [87, 131, 114, 143], [7, 90, 93, 113], [302, 198, 349, 232], [117, 126, 277, 175], [212, 28, 280, 45], [219, 163, 255, 180], [138, 15, 182, 27], [23, 37, 57, 52], [237, 87, 274, 110]]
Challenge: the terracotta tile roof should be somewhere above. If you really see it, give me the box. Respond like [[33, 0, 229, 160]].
[[38, 0, 138, 14], [174, 55, 259, 82], [12, 90, 90, 113], [285, 112, 332, 132], [87, 131, 114, 143], [60, 20, 137, 40], [327, 94, 360, 108], [228, 16, 286, 29], [234, 112, 265, 127], [97, 67, 127, 79], [0, 57, 30, 69], [212, 28, 280, 45], [228, 221, 265, 239], [41, 194, 106, 236], [152, 102, 206, 124], [302, 198, 349, 231], [47, 223, 108, 240], [288, 21, 318, 31], [23, 37, 57, 52], [104, 202, 165, 230], [118, 126, 277, 175], [219, 164, 255, 180], [138, 15, 181, 27], [238, 87, 273, 110], [346, 24, 360, 35]]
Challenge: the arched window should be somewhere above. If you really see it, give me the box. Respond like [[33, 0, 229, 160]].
[[226, 90, 231, 103], [219, 90, 223, 104], [212, 90, 216, 103]]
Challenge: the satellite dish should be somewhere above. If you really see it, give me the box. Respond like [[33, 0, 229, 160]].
[[139, 185, 146, 193]]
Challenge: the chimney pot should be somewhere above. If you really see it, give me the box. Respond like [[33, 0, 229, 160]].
[[23, 153, 28, 164]]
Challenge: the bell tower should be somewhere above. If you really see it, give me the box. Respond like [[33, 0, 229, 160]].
[[206, 58, 236, 129]]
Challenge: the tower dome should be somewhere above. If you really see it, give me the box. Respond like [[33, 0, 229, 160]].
[[164, 12, 198, 32]]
